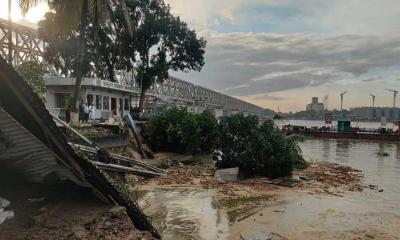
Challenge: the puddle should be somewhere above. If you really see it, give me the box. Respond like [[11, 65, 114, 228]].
[[138, 188, 230, 240]]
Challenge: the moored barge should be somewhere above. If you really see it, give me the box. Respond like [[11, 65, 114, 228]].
[[281, 120, 400, 141]]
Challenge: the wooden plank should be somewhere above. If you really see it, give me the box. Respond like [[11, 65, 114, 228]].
[[126, 113, 147, 158], [91, 161, 164, 177]]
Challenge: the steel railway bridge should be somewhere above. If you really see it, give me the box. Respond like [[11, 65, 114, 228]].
[[0, 18, 266, 117]]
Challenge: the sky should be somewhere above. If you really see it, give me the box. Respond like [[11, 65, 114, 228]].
[[1, 0, 400, 112]]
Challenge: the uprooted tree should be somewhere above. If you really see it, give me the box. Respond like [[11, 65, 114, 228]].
[[142, 108, 307, 178], [217, 115, 307, 178]]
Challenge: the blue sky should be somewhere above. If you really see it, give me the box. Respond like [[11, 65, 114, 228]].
[[1, 0, 400, 111]]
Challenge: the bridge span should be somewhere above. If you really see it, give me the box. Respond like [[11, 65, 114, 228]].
[[0, 18, 266, 117]]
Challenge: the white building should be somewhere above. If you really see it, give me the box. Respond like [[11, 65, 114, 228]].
[[306, 97, 324, 112], [45, 77, 139, 120], [350, 107, 400, 121]]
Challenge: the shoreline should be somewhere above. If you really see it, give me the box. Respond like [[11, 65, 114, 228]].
[[134, 157, 372, 239]]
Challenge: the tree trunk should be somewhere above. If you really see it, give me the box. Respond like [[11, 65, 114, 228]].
[[106, 61, 115, 82], [138, 87, 146, 114], [71, 0, 89, 125], [7, 0, 12, 65]]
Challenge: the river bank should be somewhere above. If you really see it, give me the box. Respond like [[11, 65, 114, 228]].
[[131, 152, 373, 239], [2, 139, 399, 240]]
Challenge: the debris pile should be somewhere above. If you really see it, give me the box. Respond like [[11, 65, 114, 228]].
[[297, 162, 364, 193], [156, 163, 215, 185], [83, 207, 156, 240]]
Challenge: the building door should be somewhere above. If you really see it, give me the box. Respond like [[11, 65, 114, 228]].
[[111, 98, 117, 115], [119, 98, 123, 117]]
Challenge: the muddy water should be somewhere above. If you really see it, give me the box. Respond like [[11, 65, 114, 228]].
[[138, 188, 230, 239], [234, 139, 400, 239], [141, 139, 400, 239]]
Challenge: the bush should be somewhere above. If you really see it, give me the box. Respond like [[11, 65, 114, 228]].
[[141, 108, 219, 154], [217, 115, 304, 178], [142, 110, 306, 178], [16, 61, 46, 97]]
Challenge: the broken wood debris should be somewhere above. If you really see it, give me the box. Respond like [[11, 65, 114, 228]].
[[71, 143, 165, 175], [264, 178, 300, 188], [91, 161, 164, 178], [0, 57, 160, 238]]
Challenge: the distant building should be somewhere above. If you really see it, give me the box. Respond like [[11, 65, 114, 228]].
[[306, 97, 324, 112], [350, 107, 400, 121]]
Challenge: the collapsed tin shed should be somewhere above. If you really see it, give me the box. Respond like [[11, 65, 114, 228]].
[[0, 58, 160, 238]]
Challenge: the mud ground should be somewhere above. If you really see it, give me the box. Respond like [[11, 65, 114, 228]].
[[0, 180, 155, 240]]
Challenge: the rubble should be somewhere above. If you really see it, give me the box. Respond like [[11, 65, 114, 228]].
[[152, 163, 215, 186], [296, 162, 364, 193], [83, 207, 156, 240]]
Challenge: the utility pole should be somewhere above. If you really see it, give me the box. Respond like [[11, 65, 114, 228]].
[[340, 91, 347, 110], [8, 0, 13, 65], [385, 89, 398, 108], [369, 94, 375, 107]]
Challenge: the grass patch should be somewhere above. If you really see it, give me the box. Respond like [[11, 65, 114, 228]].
[[377, 151, 390, 157], [217, 195, 273, 209], [152, 152, 213, 168], [226, 206, 257, 223]]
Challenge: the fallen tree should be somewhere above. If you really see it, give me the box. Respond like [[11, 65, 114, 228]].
[[142, 108, 307, 178], [218, 115, 307, 178]]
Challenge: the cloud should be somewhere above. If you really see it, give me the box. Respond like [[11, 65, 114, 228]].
[[250, 94, 286, 101], [165, 0, 400, 35], [362, 77, 380, 82], [173, 32, 400, 101]]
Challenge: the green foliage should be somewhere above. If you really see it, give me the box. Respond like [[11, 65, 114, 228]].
[[37, 1, 133, 81], [16, 60, 46, 97], [37, 0, 205, 87], [217, 116, 305, 178], [38, 10, 92, 77], [142, 109, 306, 178], [142, 108, 219, 154], [129, 0, 207, 110]]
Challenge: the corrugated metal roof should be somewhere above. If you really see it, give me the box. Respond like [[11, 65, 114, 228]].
[[0, 107, 87, 186]]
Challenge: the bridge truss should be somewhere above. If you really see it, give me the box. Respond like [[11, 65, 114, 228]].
[[0, 18, 265, 116], [0, 18, 45, 66]]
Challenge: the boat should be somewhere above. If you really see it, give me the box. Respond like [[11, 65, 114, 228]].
[[281, 120, 400, 141]]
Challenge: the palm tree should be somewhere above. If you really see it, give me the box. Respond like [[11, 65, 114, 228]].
[[8, 0, 13, 65], [19, 0, 133, 124]]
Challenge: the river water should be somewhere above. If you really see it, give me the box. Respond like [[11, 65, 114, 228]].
[[140, 138, 400, 239], [234, 139, 400, 239], [275, 119, 397, 130]]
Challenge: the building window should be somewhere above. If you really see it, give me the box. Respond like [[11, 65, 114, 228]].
[[96, 95, 102, 109], [124, 98, 129, 110], [103, 96, 110, 110], [87, 94, 94, 105], [55, 93, 70, 108]]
